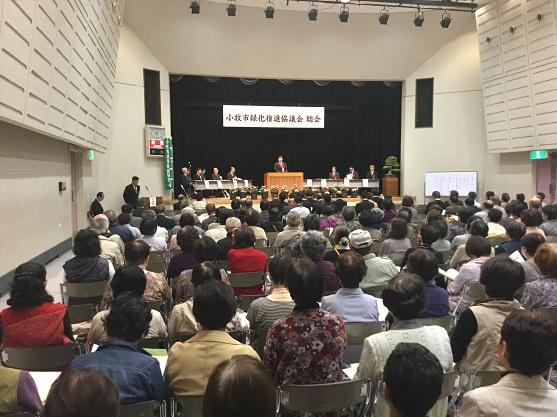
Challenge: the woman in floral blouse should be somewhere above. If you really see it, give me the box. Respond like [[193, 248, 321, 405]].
[[124, 240, 170, 302], [522, 242, 557, 310], [263, 257, 346, 387]]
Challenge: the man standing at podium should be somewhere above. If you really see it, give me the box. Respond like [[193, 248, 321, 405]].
[[273, 155, 288, 173], [123, 176, 140, 208]]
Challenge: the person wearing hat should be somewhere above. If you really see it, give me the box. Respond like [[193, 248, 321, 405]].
[[349, 229, 398, 292]]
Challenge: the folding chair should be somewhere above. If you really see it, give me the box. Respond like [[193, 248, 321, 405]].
[[250, 327, 271, 357], [259, 247, 276, 257], [255, 239, 266, 248], [176, 396, 204, 417], [361, 284, 387, 298], [277, 379, 370, 416], [60, 280, 109, 305], [343, 322, 387, 364], [267, 231, 279, 247], [119, 400, 162, 417], [238, 295, 265, 312], [170, 332, 197, 347], [370, 242, 382, 255], [415, 316, 455, 333], [465, 370, 502, 391], [67, 303, 98, 324], [228, 272, 265, 291], [452, 282, 486, 316], [1, 344, 77, 371], [386, 252, 405, 266], [438, 250, 452, 264], [137, 337, 167, 350], [147, 251, 167, 274], [147, 300, 167, 320]]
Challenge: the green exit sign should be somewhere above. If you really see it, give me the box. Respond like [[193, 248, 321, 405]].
[[530, 150, 548, 160]]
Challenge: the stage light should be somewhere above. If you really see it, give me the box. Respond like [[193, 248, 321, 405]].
[[440, 10, 452, 28], [413, 9, 424, 27], [226, 1, 236, 16], [339, 5, 349, 22], [378, 8, 389, 25], [265, 2, 275, 18], [308, 4, 318, 21], [190, 0, 200, 14]]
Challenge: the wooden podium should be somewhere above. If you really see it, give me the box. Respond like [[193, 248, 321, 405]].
[[382, 175, 399, 197], [141, 196, 163, 209], [264, 172, 304, 190]]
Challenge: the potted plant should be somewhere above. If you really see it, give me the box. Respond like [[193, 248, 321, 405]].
[[383, 156, 401, 176], [239, 187, 248, 198], [350, 187, 359, 197], [250, 187, 258, 200], [271, 186, 279, 199], [230, 188, 239, 199], [259, 186, 269, 200], [341, 187, 349, 198]]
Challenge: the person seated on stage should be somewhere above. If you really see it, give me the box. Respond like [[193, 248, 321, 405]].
[[322, 251, 378, 323], [91, 215, 125, 267], [329, 165, 340, 180], [63, 229, 115, 283], [168, 226, 199, 279], [69, 294, 168, 405], [0, 366, 42, 415], [407, 249, 448, 318], [273, 155, 288, 173], [320, 205, 342, 230], [227, 227, 268, 295], [358, 209, 385, 242], [201, 203, 218, 230], [226, 166, 242, 180], [383, 343, 444, 417], [366, 164, 379, 181], [261, 207, 284, 233], [87, 265, 166, 345], [105, 210, 134, 244], [90, 192, 104, 217], [211, 167, 223, 181], [205, 208, 232, 242], [340, 206, 361, 232], [345, 166, 359, 180], [140, 218, 168, 252], [180, 167, 192, 194], [166, 280, 260, 397], [457, 309, 557, 417], [0, 262, 74, 348], [379, 218, 411, 256], [300, 231, 342, 293], [155, 205, 177, 230], [43, 369, 120, 417], [274, 210, 304, 250], [125, 240, 170, 303], [245, 209, 268, 241], [192, 167, 203, 181]]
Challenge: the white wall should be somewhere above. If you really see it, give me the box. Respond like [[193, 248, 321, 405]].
[[401, 27, 535, 204]]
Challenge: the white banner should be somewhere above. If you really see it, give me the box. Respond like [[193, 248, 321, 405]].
[[223, 105, 324, 128]]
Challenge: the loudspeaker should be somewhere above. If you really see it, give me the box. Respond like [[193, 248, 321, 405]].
[[144, 69, 161, 125], [415, 78, 433, 128]]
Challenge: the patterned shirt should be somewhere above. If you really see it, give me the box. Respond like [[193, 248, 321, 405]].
[[143, 270, 171, 302], [263, 308, 346, 387], [541, 219, 557, 236], [521, 275, 557, 310]]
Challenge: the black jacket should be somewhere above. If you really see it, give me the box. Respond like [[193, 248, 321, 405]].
[[90, 199, 104, 216], [123, 184, 140, 206]]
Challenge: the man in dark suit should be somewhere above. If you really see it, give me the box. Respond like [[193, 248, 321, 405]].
[[123, 176, 140, 207], [366, 164, 379, 181], [211, 167, 223, 180], [180, 167, 192, 195], [425, 191, 447, 214], [90, 192, 105, 216], [273, 155, 288, 172], [192, 168, 204, 181], [355, 192, 375, 214], [346, 166, 359, 180], [226, 166, 242, 180]]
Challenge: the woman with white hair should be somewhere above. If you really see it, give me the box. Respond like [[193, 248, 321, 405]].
[[300, 231, 342, 293], [274, 211, 304, 250], [91, 215, 125, 267]]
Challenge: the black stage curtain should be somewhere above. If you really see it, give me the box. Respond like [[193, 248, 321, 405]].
[[170, 76, 401, 192]]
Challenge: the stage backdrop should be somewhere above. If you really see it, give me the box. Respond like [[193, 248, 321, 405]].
[[170, 76, 402, 192]]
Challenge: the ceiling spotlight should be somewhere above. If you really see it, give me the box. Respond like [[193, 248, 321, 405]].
[[264, 2, 275, 18], [308, 4, 318, 21], [339, 5, 349, 23], [440, 10, 452, 28], [226, 1, 236, 16], [190, 0, 200, 14], [414, 8, 424, 27], [378, 8, 389, 25]]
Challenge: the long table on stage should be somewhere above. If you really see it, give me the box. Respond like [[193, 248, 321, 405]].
[[304, 179, 380, 189], [194, 179, 253, 190]]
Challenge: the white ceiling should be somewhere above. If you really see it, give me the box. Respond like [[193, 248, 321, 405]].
[[123, 0, 479, 80]]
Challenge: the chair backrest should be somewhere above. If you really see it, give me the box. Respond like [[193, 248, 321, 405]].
[[67, 303, 98, 324], [171, 332, 197, 346], [438, 250, 452, 263], [228, 272, 264, 289], [119, 400, 161, 417], [466, 282, 487, 301], [488, 237, 509, 247], [177, 396, 204, 417], [361, 285, 387, 298], [386, 252, 405, 266], [146, 300, 165, 313], [278, 379, 369, 414], [2, 344, 77, 371], [255, 239, 266, 248], [267, 231, 279, 247], [322, 229, 331, 238], [137, 337, 167, 350], [63, 280, 109, 301], [415, 316, 454, 333], [343, 322, 387, 364], [466, 370, 502, 391], [250, 327, 271, 357], [259, 246, 276, 257], [147, 251, 167, 273], [440, 371, 459, 399], [238, 295, 265, 312]]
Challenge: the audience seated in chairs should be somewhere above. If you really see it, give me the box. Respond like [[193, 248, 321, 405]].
[[169, 213, 204, 251], [448, 236, 492, 314], [379, 218, 411, 256], [68, 294, 167, 404], [63, 229, 114, 283], [320, 205, 342, 230], [91, 215, 125, 267], [300, 231, 342, 294], [495, 221, 525, 255], [541, 204, 557, 236], [430, 220, 451, 253], [451, 256, 524, 374], [521, 208, 546, 238], [44, 369, 120, 417], [105, 209, 135, 243], [357, 209, 385, 241], [201, 204, 217, 231], [447, 207, 472, 242], [323, 225, 351, 263], [515, 233, 545, 300], [450, 219, 492, 269], [382, 199, 397, 223], [246, 254, 295, 349], [383, 343, 444, 417], [245, 209, 268, 241], [140, 218, 168, 252], [407, 249, 449, 318], [169, 261, 241, 340], [165, 280, 259, 397], [274, 211, 304, 250], [355, 272, 453, 417], [322, 251, 379, 322], [486, 209, 507, 238], [451, 214, 482, 251], [303, 213, 322, 232], [0, 364, 42, 415], [154, 204, 176, 230], [261, 207, 284, 233], [521, 242, 557, 310], [0, 262, 74, 349], [167, 226, 199, 280], [227, 226, 268, 296], [87, 265, 166, 345], [263, 258, 347, 386], [122, 203, 143, 229], [341, 206, 361, 232], [118, 212, 141, 240], [216, 216, 241, 260], [400, 223, 444, 268], [204, 207, 232, 242], [204, 355, 275, 417], [349, 229, 398, 293], [457, 310, 557, 417]]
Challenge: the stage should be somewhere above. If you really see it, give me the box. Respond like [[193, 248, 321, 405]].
[[201, 196, 406, 207]]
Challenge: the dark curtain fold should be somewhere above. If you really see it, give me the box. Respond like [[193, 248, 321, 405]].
[[170, 76, 401, 192]]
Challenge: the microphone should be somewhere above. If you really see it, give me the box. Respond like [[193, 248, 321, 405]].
[[145, 185, 150, 192]]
